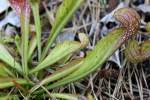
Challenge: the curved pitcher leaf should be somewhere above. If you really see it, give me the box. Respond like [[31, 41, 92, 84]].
[[30, 28, 126, 93]]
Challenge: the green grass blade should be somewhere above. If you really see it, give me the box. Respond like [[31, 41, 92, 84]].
[[41, 0, 85, 60]]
